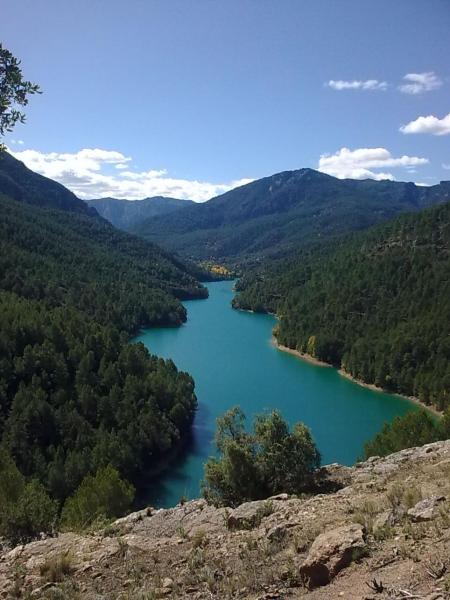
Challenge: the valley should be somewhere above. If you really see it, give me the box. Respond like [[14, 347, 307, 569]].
[[1, 150, 448, 536], [134, 280, 420, 508], [2, 11, 450, 599]]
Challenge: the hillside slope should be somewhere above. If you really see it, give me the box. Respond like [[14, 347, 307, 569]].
[[133, 168, 450, 263], [234, 201, 450, 411], [86, 196, 194, 231], [0, 154, 206, 519], [0, 152, 94, 214], [2, 440, 449, 599]]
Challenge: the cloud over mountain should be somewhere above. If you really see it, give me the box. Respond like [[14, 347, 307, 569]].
[[9, 148, 253, 202], [318, 147, 428, 180]]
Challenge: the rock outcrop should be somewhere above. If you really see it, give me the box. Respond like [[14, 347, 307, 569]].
[[0, 440, 449, 599], [299, 523, 366, 587], [407, 495, 446, 522]]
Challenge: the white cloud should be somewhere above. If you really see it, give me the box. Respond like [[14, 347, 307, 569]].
[[443, 163, 450, 170], [327, 79, 388, 91], [318, 147, 429, 181], [398, 72, 442, 94], [9, 147, 253, 202], [400, 112, 450, 136]]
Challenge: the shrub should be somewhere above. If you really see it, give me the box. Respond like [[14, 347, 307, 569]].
[[202, 407, 320, 506], [364, 410, 441, 459], [0, 450, 58, 543], [2, 479, 58, 544], [61, 465, 134, 531]]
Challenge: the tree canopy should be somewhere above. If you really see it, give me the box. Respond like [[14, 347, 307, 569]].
[[61, 465, 135, 531], [0, 149, 206, 542], [364, 409, 450, 459], [203, 407, 320, 507], [234, 201, 450, 411], [0, 43, 40, 150]]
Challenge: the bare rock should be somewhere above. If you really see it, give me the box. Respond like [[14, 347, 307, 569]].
[[300, 523, 366, 588], [162, 577, 174, 589], [227, 500, 272, 530], [113, 507, 152, 527], [268, 493, 289, 501], [373, 509, 397, 530], [407, 495, 446, 522], [266, 525, 287, 543], [154, 587, 171, 597]]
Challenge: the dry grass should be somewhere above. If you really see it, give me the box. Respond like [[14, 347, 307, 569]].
[[354, 498, 380, 533], [40, 553, 74, 583], [190, 528, 208, 548]]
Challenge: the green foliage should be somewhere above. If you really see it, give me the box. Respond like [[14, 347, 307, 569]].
[[0, 446, 24, 506], [134, 168, 449, 264], [0, 44, 40, 150], [0, 291, 197, 501], [61, 465, 134, 530], [0, 174, 207, 333], [0, 449, 58, 543], [364, 410, 441, 458], [0, 154, 205, 542], [235, 202, 450, 410], [203, 407, 320, 507], [7, 480, 58, 543]]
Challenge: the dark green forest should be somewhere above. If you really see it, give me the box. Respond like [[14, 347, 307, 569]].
[[0, 292, 197, 501], [0, 154, 208, 538], [234, 202, 450, 411], [134, 168, 450, 264], [0, 194, 207, 332]]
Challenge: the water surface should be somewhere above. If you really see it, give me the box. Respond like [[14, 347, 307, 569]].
[[135, 280, 416, 507]]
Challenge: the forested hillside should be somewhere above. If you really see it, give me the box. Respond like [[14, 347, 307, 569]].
[[0, 152, 93, 214], [0, 154, 207, 537], [86, 196, 194, 231], [0, 194, 207, 332], [133, 168, 450, 263], [234, 202, 450, 411]]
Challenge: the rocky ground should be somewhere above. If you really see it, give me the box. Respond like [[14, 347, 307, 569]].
[[1, 441, 449, 600]]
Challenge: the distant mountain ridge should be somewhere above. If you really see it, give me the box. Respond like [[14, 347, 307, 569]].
[[86, 196, 194, 230], [133, 168, 450, 263]]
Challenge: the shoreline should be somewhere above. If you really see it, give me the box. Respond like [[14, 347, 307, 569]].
[[273, 338, 442, 418], [272, 337, 332, 368]]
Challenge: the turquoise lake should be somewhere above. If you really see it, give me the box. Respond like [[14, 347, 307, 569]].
[[134, 280, 416, 507]]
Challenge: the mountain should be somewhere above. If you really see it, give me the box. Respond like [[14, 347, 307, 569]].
[[0, 194, 207, 331], [0, 152, 207, 519], [86, 196, 194, 231], [0, 151, 94, 214], [133, 168, 450, 263], [234, 201, 450, 411], [0, 152, 207, 318]]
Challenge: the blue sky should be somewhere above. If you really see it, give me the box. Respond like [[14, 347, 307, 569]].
[[2, 0, 449, 200]]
